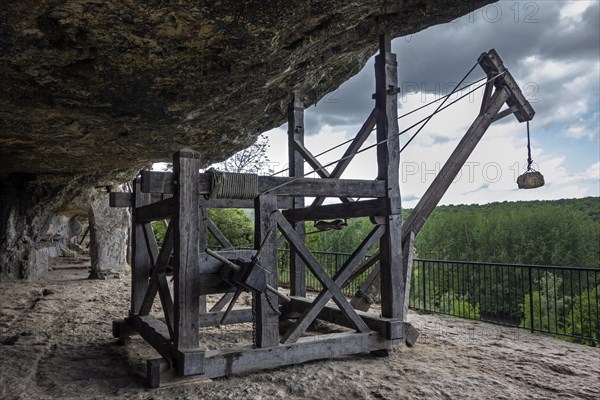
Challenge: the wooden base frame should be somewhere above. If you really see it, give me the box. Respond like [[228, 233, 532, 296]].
[[110, 35, 416, 388]]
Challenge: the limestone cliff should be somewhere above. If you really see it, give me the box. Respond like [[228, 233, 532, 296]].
[[0, 0, 495, 280]]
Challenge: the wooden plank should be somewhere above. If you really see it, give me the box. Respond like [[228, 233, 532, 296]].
[[491, 104, 519, 122], [198, 308, 253, 327], [288, 92, 307, 296], [136, 197, 175, 222], [142, 223, 159, 265], [254, 195, 279, 347], [204, 197, 294, 209], [343, 252, 380, 288], [375, 34, 404, 320], [109, 192, 133, 207], [402, 231, 416, 318], [172, 149, 203, 351], [131, 178, 152, 315], [206, 218, 233, 249], [209, 292, 235, 312], [275, 212, 370, 338], [282, 198, 387, 223], [258, 176, 385, 198], [350, 263, 380, 311], [137, 171, 385, 199], [148, 331, 392, 386], [285, 297, 404, 340], [294, 138, 354, 204], [311, 107, 378, 207], [132, 315, 176, 361], [293, 139, 331, 178], [281, 226, 383, 343]]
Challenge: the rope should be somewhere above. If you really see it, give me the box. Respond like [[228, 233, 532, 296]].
[[260, 71, 506, 195], [526, 121, 533, 171], [400, 62, 479, 153], [269, 74, 488, 177], [207, 168, 258, 199]]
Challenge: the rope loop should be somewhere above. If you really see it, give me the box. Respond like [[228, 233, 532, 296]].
[[207, 169, 258, 199]]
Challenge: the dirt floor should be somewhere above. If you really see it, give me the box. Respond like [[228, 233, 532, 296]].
[[1, 257, 599, 400]]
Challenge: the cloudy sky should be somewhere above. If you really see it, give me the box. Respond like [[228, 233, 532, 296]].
[[261, 0, 599, 207]]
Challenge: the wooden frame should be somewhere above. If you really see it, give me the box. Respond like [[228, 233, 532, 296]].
[[110, 35, 410, 387], [109, 39, 534, 388]]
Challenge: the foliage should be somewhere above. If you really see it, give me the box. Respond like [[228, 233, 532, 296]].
[[207, 208, 253, 249], [413, 198, 600, 268], [211, 134, 273, 175], [565, 285, 600, 347]]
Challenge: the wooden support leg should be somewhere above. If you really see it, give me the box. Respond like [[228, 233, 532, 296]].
[[375, 35, 404, 320], [172, 149, 205, 376], [131, 178, 152, 315], [288, 93, 307, 297], [254, 195, 279, 347]]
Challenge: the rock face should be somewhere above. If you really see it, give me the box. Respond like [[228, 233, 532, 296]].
[[88, 189, 129, 279], [0, 0, 494, 280]]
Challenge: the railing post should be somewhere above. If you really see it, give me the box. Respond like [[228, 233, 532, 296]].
[[528, 265, 535, 333], [422, 261, 427, 311]]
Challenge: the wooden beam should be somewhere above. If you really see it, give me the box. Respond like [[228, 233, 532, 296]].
[[146, 331, 392, 387], [209, 292, 235, 312], [282, 198, 387, 223], [288, 93, 307, 297], [491, 104, 519, 122], [131, 178, 152, 315], [135, 197, 175, 222], [311, 107, 378, 207], [284, 297, 405, 340], [198, 309, 253, 327], [281, 226, 384, 343], [172, 149, 203, 354], [254, 196, 279, 347], [258, 176, 385, 198], [275, 212, 370, 339], [344, 252, 380, 288], [374, 34, 403, 320], [109, 192, 133, 207], [139, 171, 385, 199], [206, 218, 233, 249], [402, 231, 416, 318], [293, 139, 331, 179]]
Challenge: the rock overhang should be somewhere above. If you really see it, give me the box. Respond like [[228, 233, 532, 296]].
[[0, 0, 496, 181]]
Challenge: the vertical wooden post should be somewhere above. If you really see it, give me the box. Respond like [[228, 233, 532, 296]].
[[198, 201, 208, 315], [374, 34, 404, 319], [254, 195, 279, 347], [172, 149, 204, 376], [131, 177, 152, 315], [288, 92, 306, 297]]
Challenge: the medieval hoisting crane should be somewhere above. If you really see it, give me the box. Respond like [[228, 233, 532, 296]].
[[108, 35, 536, 388]]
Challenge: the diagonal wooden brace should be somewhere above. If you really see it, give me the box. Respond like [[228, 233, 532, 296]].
[[275, 212, 371, 341], [281, 225, 384, 343]]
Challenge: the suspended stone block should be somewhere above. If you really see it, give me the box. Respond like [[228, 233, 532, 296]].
[[517, 171, 545, 189]]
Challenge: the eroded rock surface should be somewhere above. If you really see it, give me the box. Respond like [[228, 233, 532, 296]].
[[0, 0, 494, 279]]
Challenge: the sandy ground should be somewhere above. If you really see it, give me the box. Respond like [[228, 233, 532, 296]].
[[1, 257, 599, 400]]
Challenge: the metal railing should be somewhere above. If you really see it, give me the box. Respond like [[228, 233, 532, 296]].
[[277, 250, 599, 346], [409, 259, 600, 346]]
